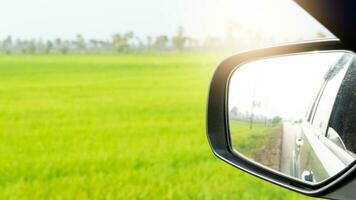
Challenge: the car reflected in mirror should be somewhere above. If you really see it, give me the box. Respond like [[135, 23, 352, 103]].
[[228, 51, 356, 184]]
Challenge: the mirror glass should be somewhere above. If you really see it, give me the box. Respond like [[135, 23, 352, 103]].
[[228, 51, 356, 184]]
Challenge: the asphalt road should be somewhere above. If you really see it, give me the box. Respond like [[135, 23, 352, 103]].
[[280, 122, 300, 176]]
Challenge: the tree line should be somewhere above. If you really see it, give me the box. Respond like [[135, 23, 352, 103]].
[[0, 26, 326, 55], [0, 27, 208, 55]]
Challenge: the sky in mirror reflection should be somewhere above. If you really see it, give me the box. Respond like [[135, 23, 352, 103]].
[[229, 53, 343, 120]]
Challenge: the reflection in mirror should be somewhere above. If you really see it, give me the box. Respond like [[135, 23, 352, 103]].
[[228, 51, 356, 184]]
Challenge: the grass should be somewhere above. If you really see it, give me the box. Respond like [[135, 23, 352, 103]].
[[230, 120, 280, 157], [229, 120, 283, 171], [0, 54, 310, 199]]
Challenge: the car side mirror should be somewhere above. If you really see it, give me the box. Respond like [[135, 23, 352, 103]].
[[206, 39, 356, 199]]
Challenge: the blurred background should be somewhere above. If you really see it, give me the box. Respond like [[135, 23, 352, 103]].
[[0, 0, 333, 55], [0, 0, 333, 199]]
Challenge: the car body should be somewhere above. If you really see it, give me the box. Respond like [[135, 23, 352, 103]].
[[293, 54, 356, 182]]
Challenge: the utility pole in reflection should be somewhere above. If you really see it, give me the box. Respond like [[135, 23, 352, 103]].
[[249, 113, 254, 130], [249, 100, 260, 130], [264, 116, 267, 127]]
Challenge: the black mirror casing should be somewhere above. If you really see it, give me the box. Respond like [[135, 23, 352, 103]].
[[206, 39, 356, 199]]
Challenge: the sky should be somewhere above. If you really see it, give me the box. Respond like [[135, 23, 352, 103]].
[[228, 52, 348, 120], [0, 0, 333, 41]]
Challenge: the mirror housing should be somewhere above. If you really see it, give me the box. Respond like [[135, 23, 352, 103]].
[[206, 39, 356, 199]]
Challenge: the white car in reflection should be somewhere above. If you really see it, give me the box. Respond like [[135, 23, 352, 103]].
[[292, 53, 356, 183]]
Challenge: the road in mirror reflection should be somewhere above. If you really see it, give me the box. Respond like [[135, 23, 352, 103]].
[[228, 51, 356, 184]]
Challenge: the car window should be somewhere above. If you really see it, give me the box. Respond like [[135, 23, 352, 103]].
[[312, 55, 352, 135], [329, 58, 356, 152]]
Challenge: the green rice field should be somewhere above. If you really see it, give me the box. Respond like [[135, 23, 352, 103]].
[[0, 54, 310, 199]]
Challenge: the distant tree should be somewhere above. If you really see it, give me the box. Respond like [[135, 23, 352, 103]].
[[60, 40, 70, 54], [146, 36, 153, 48], [125, 32, 135, 51], [98, 40, 110, 50], [15, 39, 22, 53], [272, 116, 282, 126], [55, 38, 62, 47], [60, 47, 69, 54], [172, 26, 187, 50], [45, 40, 53, 54], [19, 40, 36, 54], [112, 32, 134, 53], [53, 38, 70, 54], [124, 32, 134, 40], [3, 36, 12, 54], [27, 40, 36, 54], [112, 34, 126, 52], [154, 35, 169, 49], [89, 39, 98, 48], [88, 39, 99, 53], [75, 34, 86, 50]]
